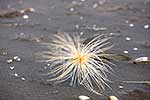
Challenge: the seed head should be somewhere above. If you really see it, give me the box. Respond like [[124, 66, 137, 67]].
[[38, 32, 113, 95]]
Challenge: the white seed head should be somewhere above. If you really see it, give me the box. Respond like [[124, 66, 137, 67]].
[[70, 8, 75, 12], [38, 33, 113, 95]]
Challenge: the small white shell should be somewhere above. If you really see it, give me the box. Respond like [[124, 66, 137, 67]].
[[109, 96, 118, 100], [10, 66, 15, 70], [6, 59, 13, 63], [133, 47, 138, 51], [78, 95, 90, 100], [125, 37, 131, 41], [135, 57, 148, 61], [118, 85, 124, 89], [14, 73, 19, 77], [123, 50, 128, 54], [47, 63, 51, 66], [23, 15, 29, 19], [13, 56, 19, 60], [129, 23, 134, 27], [21, 77, 25, 81], [144, 25, 149, 29], [16, 58, 21, 62]]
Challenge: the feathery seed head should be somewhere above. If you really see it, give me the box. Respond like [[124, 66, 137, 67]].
[[38, 32, 113, 95]]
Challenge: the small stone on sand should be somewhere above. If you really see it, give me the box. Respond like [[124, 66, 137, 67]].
[[79, 95, 90, 100], [6, 59, 13, 64], [109, 96, 118, 100]]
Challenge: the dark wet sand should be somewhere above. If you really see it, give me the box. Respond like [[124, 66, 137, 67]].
[[0, 0, 150, 100]]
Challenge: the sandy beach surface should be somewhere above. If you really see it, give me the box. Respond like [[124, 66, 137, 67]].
[[0, 0, 150, 100]]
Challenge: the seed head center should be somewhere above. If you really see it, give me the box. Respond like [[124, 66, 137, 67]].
[[74, 52, 88, 67]]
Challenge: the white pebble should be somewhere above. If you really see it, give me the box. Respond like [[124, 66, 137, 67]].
[[16, 58, 21, 62], [80, 16, 83, 20], [23, 15, 29, 19], [129, 23, 134, 27], [20, 10, 25, 14], [13, 56, 19, 60], [70, 8, 75, 12], [36, 39, 40, 43], [14, 73, 19, 77], [125, 37, 131, 41], [47, 63, 51, 66], [144, 24, 149, 29], [21, 77, 25, 81], [2, 52, 7, 56], [81, 0, 86, 2], [80, 32, 84, 35], [93, 3, 98, 8], [10, 66, 15, 70], [109, 96, 118, 100], [123, 50, 129, 54], [133, 47, 138, 51], [79, 95, 90, 100], [118, 85, 124, 89], [14, 23, 18, 26], [6, 59, 13, 63], [75, 24, 79, 29]]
